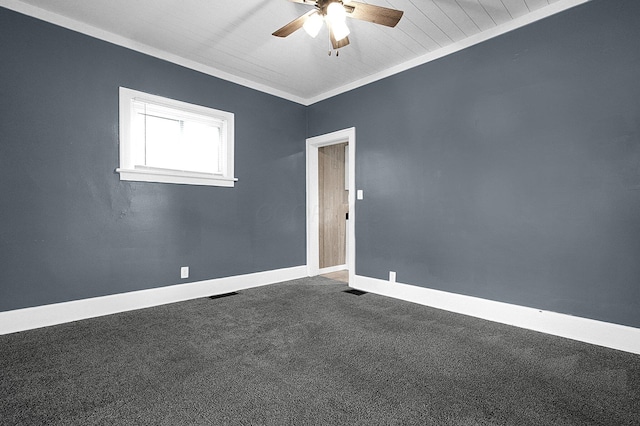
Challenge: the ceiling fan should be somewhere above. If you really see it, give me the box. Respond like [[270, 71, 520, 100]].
[[272, 0, 404, 52]]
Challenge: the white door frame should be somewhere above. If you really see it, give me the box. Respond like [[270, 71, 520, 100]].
[[306, 127, 356, 284]]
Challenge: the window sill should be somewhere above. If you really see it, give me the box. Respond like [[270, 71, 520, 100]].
[[116, 167, 237, 187]]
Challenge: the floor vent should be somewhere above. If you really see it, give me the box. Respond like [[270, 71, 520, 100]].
[[343, 289, 367, 296], [209, 292, 239, 300]]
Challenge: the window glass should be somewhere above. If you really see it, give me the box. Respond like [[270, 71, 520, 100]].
[[117, 87, 235, 187]]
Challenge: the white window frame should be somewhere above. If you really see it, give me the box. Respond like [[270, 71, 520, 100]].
[[116, 87, 237, 187]]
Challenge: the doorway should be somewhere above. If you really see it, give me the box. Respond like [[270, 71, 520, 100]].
[[306, 128, 356, 284], [319, 142, 348, 270]]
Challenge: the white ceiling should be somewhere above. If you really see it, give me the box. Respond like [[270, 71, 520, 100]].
[[1, 0, 588, 105]]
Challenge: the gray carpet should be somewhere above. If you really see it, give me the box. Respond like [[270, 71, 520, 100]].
[[1, 276, 639, 425]]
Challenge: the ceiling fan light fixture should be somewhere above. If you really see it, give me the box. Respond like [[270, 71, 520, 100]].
[[331, 20, 350, 42], [326, 2, 347, 23], [303, 11, 323, 38]]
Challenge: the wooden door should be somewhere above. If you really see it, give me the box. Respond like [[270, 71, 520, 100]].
[[318, 143, 349, 269]]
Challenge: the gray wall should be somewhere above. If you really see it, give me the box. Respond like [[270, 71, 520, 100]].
[[2, 0, 639, 329], [308, 0, 640, 328], [0, 8, 307, 311]]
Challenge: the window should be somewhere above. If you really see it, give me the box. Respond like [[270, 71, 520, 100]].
[[117, 87, 236, 187]]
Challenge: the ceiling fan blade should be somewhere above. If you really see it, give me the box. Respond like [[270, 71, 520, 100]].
[[346, 1, 404, 28], [272, 10, 316, 37], [329, 28, 350, 49], [337, 36, 350, 49]]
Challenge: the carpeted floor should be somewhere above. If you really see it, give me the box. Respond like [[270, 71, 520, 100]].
[[1, 276, 639, 425]]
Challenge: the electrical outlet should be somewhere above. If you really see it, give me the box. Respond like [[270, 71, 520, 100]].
[[389, 271, 396, 283], [180, 266, 189, 279]]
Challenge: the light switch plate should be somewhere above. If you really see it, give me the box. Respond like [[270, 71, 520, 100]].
[[357, 189, 364, 200]]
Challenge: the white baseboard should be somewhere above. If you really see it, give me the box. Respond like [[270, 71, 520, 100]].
[[0, 265, 307, 335], [352, 275, 640, 355], [319, 264, 348, 275]]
